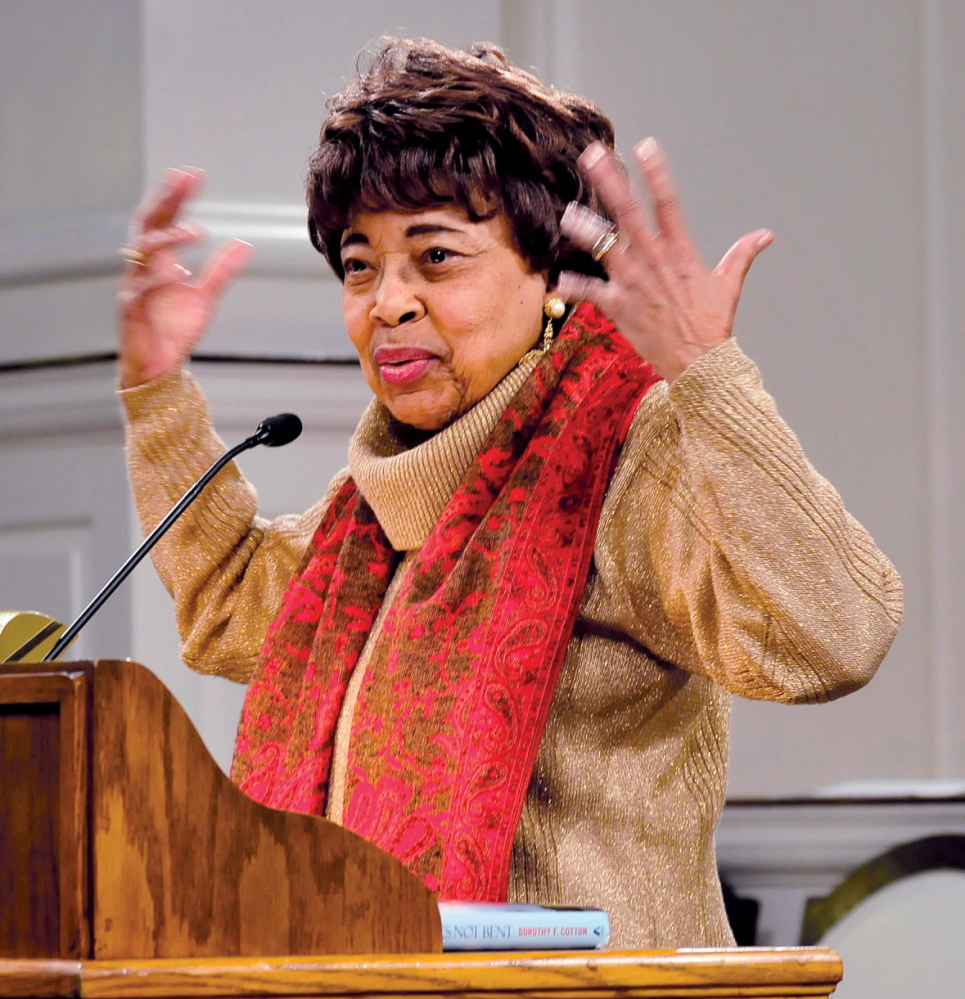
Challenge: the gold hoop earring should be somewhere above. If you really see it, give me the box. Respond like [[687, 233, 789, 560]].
[[542, 297, 566, 350]]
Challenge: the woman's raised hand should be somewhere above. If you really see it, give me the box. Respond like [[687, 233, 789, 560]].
[[117, 168, 252, 388], [557, 139, 773, 383]]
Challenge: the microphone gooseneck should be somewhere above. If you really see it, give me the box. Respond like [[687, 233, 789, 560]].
[[39, 413, 302, 663]]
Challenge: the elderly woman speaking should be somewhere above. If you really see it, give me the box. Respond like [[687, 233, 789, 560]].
[[119, 38, 901, 950]]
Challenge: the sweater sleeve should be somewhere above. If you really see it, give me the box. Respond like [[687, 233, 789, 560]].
[[120, 366, 344, 683], [594, 338, 903, 704]]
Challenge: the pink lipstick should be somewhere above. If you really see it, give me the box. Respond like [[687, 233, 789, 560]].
[[374, 346, 437, 385]]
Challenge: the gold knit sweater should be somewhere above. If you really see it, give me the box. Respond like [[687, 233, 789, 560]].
[[122, 338, 902, 950]]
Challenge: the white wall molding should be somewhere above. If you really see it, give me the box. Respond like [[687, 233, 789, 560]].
[[0, 358, 370, 441], [197, 358, 370, 434], [0, 363, 121, 440], [718, 799, 965, 893], [191, 201, 336, 278], [0, 202, 336, 287], [718, 796, 965, 946]]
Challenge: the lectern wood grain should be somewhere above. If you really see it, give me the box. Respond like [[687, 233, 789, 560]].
[[0, 660, 440, 960], [89, 661, 440, 959]]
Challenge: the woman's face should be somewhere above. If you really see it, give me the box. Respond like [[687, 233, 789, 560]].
[[340, 206, 547, 431]]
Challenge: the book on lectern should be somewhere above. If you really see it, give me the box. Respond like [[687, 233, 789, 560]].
[[439, 901, 610, 950]]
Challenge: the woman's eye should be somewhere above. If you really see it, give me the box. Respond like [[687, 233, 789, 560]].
[[343, 258, 369, 274], [426, 247, 451, 265]]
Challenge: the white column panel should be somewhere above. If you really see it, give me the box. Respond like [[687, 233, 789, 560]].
[[0, 0, 141, 360], [928, 0, 965, 776], [0, 530, 86, 647], [529, 0, 928, 794], [0, 439, 133, 659], [0, 364, 133, 665]]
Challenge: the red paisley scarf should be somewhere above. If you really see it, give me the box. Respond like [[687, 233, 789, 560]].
[[232, 303, 660, 900]]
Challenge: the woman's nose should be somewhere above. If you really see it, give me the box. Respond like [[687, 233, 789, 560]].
[[370, 260, 425, 327]]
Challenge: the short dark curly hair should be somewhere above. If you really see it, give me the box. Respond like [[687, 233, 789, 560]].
[[306, 37, 615, 282]]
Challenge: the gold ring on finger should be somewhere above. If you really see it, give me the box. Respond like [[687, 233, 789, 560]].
[[119, 245, 149, 268], [590, 229, 619, 262]]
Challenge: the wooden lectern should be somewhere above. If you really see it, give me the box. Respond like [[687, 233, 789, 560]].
[[0, 660, 843, 999]]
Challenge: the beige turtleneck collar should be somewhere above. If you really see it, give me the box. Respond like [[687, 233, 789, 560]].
[[348, 349, 542, 551]]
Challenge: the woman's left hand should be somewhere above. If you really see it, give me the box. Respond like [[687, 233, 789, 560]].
[[556, 138, 773, 383]]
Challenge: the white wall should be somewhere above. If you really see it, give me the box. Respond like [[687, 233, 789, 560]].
[[0, 0, 960, 796]]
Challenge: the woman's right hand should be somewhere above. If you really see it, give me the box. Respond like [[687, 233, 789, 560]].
[[118, 168, 253, 388]]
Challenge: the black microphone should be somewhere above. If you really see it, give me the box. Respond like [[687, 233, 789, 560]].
[[251, 412, 303, 447], [36, 413, 303, 663]]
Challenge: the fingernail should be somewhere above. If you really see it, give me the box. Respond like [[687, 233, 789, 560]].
[[635, 137, 659, 160], [580, 142, 606, 169], [555, 273, 575, 297], [561, 202, 586, 227], [757, 229, 774, 247], [561, 202, 610, 243]]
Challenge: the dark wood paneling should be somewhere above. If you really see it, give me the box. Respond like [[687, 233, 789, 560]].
[[0, 668, 90, 960], [0, 703, 60, 957]]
